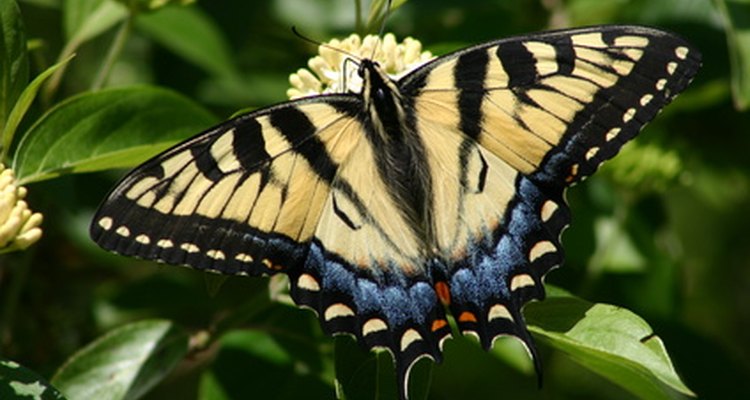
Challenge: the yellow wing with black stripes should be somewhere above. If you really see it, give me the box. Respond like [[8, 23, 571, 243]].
[[91, 25, 700, 400], [93, 99, 364, 275]]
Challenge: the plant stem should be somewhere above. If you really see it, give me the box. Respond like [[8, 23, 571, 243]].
[[91, 16, 134, 91], [355, 0, 363, 35]]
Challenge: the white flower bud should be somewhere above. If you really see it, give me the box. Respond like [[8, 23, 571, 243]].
[[0, 164, 43, 253]]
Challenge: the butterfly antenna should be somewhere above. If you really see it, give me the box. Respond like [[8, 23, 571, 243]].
[[292, 26, 361, 94], [291, 26, 359, 61]]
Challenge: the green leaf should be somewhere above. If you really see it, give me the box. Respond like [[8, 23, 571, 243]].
[[525, 295, 695, 399], [334, 336, 430, 400], [199, 329, 333, 400], [113, 0, 195, 13], [12, 85, 216, 184], [51, 319, 189, 400], [1, 0, 29, 138], [716, 0, 750, 110], [136, 5, 238, 78], [1, 55, 74, 160], [63, 0, 128, 43], [602, 139, 683, 192], [0, 359, 67, 400]]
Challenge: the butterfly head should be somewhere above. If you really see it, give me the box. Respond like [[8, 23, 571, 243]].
[[357, 59, 381, 94], [358, 59, 402, 101], [287, 33, 434, 99]]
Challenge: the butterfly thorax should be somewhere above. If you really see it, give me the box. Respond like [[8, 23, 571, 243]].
[[359, 59, 435, 252]]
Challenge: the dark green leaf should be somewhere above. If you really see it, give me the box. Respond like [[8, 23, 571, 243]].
[[199, 329, 333, 400], [136, 5, 238, 78], [566, 0, 716, 26], [51, 319, 189, 400], [0, 0, 29, 142], [0, 359, 67, 400], [525, 295, 695, 399], [716, 0, 750, 110], [12, 85, 216, 184], [334, 336, 381, 400], [334, 336, 430, 400]]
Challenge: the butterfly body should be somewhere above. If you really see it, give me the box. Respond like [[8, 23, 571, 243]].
[[91, 25, 701, 399], [356, 60, 435, 252]]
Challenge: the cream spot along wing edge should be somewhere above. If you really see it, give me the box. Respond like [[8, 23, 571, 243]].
[[90, 95, 365, 277]]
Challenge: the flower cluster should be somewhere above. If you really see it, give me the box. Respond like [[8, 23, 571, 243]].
[[0, 165, 42, 253], [287, 33, 434, 99]]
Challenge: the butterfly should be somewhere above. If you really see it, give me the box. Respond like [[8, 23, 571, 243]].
[[90, 25, 700, 399]]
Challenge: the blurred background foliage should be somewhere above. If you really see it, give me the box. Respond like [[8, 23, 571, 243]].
[[1, 0, 749, 399]]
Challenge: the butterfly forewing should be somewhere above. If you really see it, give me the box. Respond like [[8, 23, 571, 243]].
[[405, 25, 700, 186], [91, 97, 363, 275]]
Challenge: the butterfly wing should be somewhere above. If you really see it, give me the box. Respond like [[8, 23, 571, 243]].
[[399, 24, 700, 371], [91, 96, 364, 277]]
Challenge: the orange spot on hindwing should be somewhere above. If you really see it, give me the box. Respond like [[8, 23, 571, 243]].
[[435, 281, 451, 306], [458, 311, 478, 323], [431, 319, 448, 332]]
